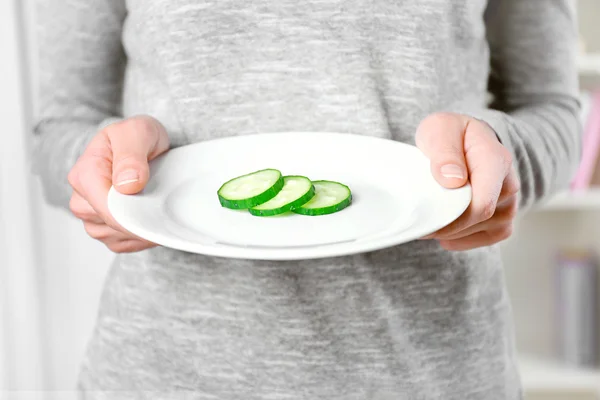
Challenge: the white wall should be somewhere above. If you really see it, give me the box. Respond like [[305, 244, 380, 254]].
[[579, 0, 600, 53]]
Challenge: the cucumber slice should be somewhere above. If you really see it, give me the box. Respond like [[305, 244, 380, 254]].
[[293, 180, 352, 216], [249, 176, 315, 217], [218, 169, 284, 209]]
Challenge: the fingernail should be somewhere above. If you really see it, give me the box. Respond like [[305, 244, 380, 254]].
[[440, 164, 465, 179], [115, 169, 139, 186]]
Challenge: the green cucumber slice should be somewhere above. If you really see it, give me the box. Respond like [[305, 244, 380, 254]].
[[249, 176, 315, 217], [293, 180, 352, 216], [218, 169, 284, 209]]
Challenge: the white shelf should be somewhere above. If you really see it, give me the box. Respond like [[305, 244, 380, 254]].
[[579, 53, 600, 75], [519, 356, 600, 392], [537, 189, 600, 211]]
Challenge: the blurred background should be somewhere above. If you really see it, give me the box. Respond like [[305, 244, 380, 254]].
[[1, 1, 600, 400]]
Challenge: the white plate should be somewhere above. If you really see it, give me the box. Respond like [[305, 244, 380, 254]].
[[107, 132, 471, 260]]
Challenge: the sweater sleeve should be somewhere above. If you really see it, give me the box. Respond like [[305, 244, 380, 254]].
[[31, 0, 126, 210], [463, 0, 582, 211]]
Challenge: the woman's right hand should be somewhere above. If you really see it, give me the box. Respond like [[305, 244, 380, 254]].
[[67, 115, 170, 253]]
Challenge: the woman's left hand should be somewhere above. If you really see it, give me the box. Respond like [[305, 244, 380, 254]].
[[415, 112, 520, 251]]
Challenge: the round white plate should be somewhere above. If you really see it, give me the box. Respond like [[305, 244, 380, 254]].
[[107, 132, 471, 260]]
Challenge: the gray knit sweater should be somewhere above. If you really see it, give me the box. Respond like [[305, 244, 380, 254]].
[[33, 0, 581, 399]]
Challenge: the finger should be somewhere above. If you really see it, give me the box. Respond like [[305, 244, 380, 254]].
[[69, 192, 104, 224], [108, 116, 170, 195], [465, 135, 511, 223], [83, 220, 156, 244], [106, 238, 157, 253], [415, 113, 469, 189], [438, 225, 514, 251], [68, 157, 90, 198], [77, 139, 123, 231], [429, 195, 518, 241], [499, 167, 520, 201], [83, 221, 131, 241]]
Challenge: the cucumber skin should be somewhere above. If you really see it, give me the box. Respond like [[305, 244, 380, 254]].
[[293, 195, 352, 216], [293, 181, 352, 216], [248, 181, 316, 217], [217, 170, 284, 210]]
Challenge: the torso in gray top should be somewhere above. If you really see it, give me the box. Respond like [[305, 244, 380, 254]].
[[33, 0, 582, 399]]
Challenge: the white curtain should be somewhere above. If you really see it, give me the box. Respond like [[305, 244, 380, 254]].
[[0, 0, 47, 395]]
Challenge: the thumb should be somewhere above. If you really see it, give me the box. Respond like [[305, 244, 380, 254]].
[[415, 113, 469, 189], [109, 116, 170, 195]]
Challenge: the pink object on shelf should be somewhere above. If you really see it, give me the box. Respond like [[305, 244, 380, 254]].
[[571, 91, 600, 190]]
